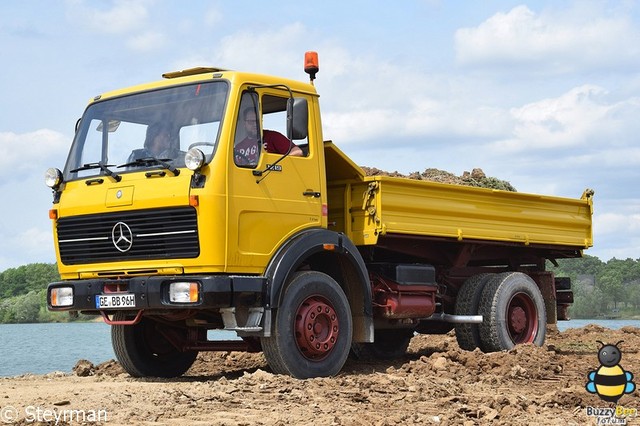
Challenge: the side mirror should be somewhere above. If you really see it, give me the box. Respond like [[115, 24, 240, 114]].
[[286, 98, 308, 140]]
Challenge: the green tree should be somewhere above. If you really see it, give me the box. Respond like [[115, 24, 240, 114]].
[[548, 255, 640, 318], [598, 258, 638, 310], [0, 263, 59, 298], [12, 290, 42, 323], [0, 264, 61, 324]]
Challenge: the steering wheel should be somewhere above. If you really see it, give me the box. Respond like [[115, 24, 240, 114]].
[[188, 142, 215, 150]]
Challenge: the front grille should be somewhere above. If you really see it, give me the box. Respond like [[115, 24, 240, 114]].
[[57, 207, 199, 265]]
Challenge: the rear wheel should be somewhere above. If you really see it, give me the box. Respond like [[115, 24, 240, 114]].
[[478, 272, 546, 352], [261, 271, 352, 379], [454, 273, 493, 351], [111, 313, 198, 378]]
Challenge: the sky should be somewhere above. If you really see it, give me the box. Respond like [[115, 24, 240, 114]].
[[1, 0, 639, 271]]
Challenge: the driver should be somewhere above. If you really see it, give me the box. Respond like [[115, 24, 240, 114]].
[[145, 125, 172, 157], [128, 124, 181, 162]]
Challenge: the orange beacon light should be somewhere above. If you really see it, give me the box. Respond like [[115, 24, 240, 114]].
[[304, 51, 319, 84]]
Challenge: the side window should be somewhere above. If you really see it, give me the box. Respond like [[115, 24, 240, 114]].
[[262, 94, 308, 157], [234, 92, 260, 167]]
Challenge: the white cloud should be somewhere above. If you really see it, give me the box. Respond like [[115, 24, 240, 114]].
[[14, 227, 54, 256], [592, 201, 640, 260], [455, 4, 640, 73], [596, 212, 640, 235], [0, 226, 55, 271], [323, 109, 400, 144], [65, 0, 152, 35], [204, 7, 222, 27], [65, 0, 165, 53], [0, 130, 69, 180], [323, 100, 511, 146], [490, 85, 640, 153], [175, 23, 308, 78], [126, 30, 166, 52]]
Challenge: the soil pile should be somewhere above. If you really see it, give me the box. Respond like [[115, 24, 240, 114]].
[[2, 325, 639, 425], [361, 166, 517, 192]]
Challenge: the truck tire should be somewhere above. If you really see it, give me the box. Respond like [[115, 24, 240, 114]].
[[261, 271, 352, 379], [351, 329, 413, 360], [111, 312, 198, 378], [454, 273, 494, 351], [478, 272, 546, 352]]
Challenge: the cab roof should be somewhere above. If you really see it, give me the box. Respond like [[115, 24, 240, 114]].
[[91, 67, 318, 104]]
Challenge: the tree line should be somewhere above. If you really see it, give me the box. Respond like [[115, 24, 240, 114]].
[[0, 263, 83, 323], [548, 255, 640, 319], [0, 257, 639, 324]]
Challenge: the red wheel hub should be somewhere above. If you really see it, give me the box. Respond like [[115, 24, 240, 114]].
[[294, 296, 339, 361], [507, 293, 538, 344], [509, 307, 527, 334]]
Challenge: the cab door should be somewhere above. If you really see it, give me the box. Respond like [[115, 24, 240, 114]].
[[227, 89, 324, 272]]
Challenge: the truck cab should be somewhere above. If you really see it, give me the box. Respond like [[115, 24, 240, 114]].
[[49, 68, 324, 278]]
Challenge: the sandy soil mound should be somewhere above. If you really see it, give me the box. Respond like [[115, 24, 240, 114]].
[[361, 166, 517, 192], [2, 325, 639, 425]]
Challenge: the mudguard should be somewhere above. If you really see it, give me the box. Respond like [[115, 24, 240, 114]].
[[264, 228, 373, 341]]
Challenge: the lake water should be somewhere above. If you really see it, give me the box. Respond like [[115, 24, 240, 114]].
[[1, 318, 639, 377], [0, 322, 239, 377]]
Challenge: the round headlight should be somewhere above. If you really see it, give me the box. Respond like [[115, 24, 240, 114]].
[[45, 168, 63, 188], [185, 148, 205, 171]]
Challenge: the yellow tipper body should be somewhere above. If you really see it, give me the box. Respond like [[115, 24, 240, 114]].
[[324, 141, 593, 249]]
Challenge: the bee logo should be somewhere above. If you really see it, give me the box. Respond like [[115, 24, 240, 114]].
[[586, 340, 636, 403]]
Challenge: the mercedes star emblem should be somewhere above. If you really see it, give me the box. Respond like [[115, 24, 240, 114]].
[[112, 221, 133, 252]]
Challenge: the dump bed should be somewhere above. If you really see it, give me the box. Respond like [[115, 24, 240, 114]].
[[324, 142, 593, 253]]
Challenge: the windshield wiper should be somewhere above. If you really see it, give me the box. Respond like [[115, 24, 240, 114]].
[[118, 157, 180, 176], [70, 162, 121, 182]]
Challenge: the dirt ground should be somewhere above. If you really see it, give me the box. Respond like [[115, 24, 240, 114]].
[[1, 325, 639, 425]]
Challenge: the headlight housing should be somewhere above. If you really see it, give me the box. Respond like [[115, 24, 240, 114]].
[[50, 287, 74, 307], [168, 282, 200, 303], [45, 168, 63, 188], [185, 148, 205, 171]]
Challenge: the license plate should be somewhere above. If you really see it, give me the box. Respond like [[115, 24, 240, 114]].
[[95, 294, 136, 309]]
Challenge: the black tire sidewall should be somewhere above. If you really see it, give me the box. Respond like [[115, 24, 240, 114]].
[[273, 271, 353, 379], [479, 272, 547, 352], [455, 273, 494, 350], [112, 314, 197, 378]]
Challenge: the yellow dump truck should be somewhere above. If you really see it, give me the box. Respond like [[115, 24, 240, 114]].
[[46, 53, 593, 379]]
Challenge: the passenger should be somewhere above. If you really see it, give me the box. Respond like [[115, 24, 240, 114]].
[[234, 108, 303, 165]]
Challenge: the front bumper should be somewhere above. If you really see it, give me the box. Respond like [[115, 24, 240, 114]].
[[47, 275, 267, 312]]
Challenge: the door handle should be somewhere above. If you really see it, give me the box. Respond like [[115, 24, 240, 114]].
[[303, 190, 321, 198]]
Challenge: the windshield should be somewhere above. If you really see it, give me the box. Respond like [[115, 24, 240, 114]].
[[64, 81, 228, 180]]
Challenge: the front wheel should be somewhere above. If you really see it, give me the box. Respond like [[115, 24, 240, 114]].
[[478, 272, 546, 352], [111, 313, 198, 378], [261, 271, 352, 379]]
